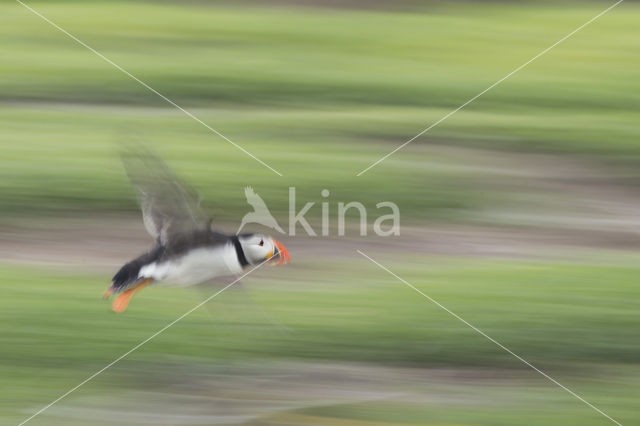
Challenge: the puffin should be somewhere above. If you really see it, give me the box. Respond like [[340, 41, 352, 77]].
[[103, 151, 290, 313]]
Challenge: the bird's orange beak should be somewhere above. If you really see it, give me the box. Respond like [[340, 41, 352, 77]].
[[270, 239, 291, 265]]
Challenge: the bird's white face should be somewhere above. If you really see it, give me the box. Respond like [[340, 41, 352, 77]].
[[238, 234, 290, 266]]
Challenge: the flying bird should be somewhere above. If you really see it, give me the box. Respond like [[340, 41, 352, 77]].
[[237, 186, 285, 234], [103, 151, 290, 313]]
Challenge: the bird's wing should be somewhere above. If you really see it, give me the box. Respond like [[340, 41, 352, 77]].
[[122, 149, 207, 244], [244, 186, 271, 213]]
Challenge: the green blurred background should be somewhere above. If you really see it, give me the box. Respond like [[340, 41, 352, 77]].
[[1, 1, 639, 425]]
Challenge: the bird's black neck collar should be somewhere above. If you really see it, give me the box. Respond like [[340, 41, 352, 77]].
[[231, 235, 249, 267]]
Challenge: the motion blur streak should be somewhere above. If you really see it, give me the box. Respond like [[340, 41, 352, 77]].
[[16, 0, 283, 176], [357, 250, 622, 425], [3, 0, 640, 424], [356, 0, 623, 176], [16, 258, 271, 426]]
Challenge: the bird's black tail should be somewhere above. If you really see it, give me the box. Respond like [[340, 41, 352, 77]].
[[111, 246, 163, 292]]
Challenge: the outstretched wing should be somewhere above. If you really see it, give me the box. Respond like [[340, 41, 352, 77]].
[[122, 150, 207, 244], [244, 186, 270, 213]]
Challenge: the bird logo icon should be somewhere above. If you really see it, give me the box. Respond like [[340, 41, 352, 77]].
[[237, 186, 285, 235]]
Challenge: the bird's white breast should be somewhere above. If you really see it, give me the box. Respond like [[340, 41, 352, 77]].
[[139, 244, 242, 287]]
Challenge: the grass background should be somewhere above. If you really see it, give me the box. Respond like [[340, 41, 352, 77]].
[[1, 1, 639, 425], [2, 257, 640, 424], [1, 1, 639, 220]]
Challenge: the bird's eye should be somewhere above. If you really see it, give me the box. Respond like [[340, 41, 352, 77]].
[[259, 239, 264, 246]]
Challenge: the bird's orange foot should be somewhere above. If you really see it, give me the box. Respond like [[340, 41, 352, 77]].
[[102, 285, 114, 299], [112, 278, 151, 313]]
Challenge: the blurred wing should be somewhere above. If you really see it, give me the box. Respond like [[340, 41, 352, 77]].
[[122, 150, 207, 244], [244, 186, 270, 213]]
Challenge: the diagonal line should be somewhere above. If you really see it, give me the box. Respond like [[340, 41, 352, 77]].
[[356, 249, 623, 426], [356, 0, 623, 176], [16, 257, 273, 426], [16, 0, 283, 177]]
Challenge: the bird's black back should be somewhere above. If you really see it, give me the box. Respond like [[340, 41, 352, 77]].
[[111, 229, 248, 292]]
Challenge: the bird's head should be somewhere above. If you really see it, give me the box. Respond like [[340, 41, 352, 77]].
[[237, 233, 291, 266]]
